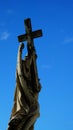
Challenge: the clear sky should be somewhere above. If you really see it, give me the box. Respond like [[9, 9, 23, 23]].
[[0, 0, 73, 130]]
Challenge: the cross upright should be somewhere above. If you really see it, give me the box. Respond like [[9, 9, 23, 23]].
[[18, 18, 42, 54]]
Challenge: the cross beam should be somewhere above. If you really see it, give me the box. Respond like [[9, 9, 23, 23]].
[[18, 18, 42, 44]]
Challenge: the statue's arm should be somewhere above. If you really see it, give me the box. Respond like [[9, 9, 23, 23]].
[[29, 47, 41, 92], [17, 43, 34, 105]]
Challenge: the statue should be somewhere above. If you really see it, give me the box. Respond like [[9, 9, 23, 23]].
[[7, 18, 42, 130]]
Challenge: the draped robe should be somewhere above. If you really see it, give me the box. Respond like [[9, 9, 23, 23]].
[[7, 43, 41, 130]]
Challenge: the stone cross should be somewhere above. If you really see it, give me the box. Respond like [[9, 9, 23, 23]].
[[18, 18, 42, 45]]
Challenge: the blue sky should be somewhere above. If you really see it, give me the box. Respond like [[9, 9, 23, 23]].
[[0, 0, 73, 130]]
